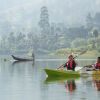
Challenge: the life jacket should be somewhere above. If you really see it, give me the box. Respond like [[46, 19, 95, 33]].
[[67, 60, 76, 70], [95, 63, 100, 69]]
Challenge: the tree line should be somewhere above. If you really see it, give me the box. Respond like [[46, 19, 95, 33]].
[[0, 6, 100, 55]]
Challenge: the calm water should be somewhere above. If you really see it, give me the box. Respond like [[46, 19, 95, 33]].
[[0, 56, 100, 100]]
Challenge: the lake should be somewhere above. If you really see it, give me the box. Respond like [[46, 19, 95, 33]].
[[0, 56, 100, 100]]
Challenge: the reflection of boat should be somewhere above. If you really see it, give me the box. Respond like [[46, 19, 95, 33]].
[[11, 55, 33, 61], [12, 60, 35, 67], [44, 76, 80, 84], [44, 68, 100, 78]]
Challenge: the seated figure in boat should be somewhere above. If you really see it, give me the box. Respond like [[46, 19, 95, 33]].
[[95, 57, 100, 70], [59, 55, 77, 71], [64, 55, 77, 71], [86, 57, 100, 70]]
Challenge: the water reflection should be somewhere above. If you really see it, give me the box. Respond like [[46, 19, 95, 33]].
[[65, 79, 76, 92], [92, 76, 100, 91], [44, 77, 78, 100], [0, 57, 100, 100], [44, 76, 80, 84], [12, 60, 35, 66]]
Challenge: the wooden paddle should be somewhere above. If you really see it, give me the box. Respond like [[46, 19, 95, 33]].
[[58, 50, 87, 69]]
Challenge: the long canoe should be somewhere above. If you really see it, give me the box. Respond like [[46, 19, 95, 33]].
[[11, 55, 33, 61], [44, 68, 100, 78]]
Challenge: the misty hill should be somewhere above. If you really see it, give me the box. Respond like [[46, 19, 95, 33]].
[[0, 0, 100, 35]]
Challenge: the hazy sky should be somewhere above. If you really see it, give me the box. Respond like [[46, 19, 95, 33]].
[[0, 0, 53, 10], [0, 0, 100, 25], [1, 0, 100, 36], [0, 0, 98, 11], [0, 0, 37, 11]]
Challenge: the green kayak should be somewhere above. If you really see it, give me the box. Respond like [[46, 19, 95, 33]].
[[44, 68, 80, 78], [44, 68, 100, 79]]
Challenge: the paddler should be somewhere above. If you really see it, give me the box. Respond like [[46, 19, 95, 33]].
[[86, 57, 100, 70], [95, 57, 100, 70], [59, 55, 77, 71]]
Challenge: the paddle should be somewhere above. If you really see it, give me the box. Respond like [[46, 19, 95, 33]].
[[77, 63, 96, 71], [84, 64, 95, 68], [58, 50, 87, 69]]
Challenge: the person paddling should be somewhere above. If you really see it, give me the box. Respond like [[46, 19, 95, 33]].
[[86, 57, 100, 70], [59, 55, 77, 71], [94, 57, 100, 70]]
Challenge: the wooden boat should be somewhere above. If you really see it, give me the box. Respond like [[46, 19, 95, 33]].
[[44, 68, 100, 78], [11, 55, 33, 61]]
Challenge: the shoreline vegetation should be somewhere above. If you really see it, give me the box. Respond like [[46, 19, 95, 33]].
[[51, 51, 99, 58], [50, 36, 100, 59], [51, 47, 100, 59]]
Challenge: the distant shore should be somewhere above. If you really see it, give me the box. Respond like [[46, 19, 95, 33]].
[[51, 49, 100, 59]]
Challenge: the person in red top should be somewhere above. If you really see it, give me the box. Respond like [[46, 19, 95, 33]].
[[95, 57, 100, 70], [86, 57, 100, 70], [63, 55, 77, 71]]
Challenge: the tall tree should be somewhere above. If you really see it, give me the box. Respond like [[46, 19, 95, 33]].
[[86, 13, 93, 30], [39, 6, 50, 35], [93, 29, 98, 37]]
